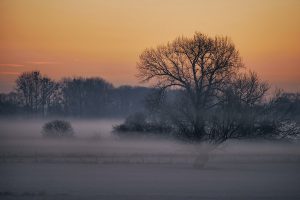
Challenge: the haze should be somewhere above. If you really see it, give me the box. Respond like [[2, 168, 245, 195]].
[[1, 119, 300, 199], [1, 0, 300, 92]]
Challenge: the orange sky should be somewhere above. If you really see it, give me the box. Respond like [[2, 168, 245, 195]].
[[0, 0, 299, 93]]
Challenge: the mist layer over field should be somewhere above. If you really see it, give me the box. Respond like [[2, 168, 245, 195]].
[[0, 119, 300, 200]]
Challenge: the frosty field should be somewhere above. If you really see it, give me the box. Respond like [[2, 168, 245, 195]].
[[0, 119, 300, 200]]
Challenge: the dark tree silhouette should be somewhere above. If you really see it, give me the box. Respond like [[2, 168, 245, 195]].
[[110, 86, 154, 116], [15, 71, 57, 116], [40, 77, 58, 116], [7, 74, 154, 117], [131, 32, 274, 142], [61, 77, 113, 117], [0, 92, 19, 115], [137, 32, 245, 140]]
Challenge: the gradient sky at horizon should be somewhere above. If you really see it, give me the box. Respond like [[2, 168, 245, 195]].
[[0, 0, 299, 93]]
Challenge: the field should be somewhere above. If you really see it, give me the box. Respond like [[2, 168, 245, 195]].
[[1, 119, 300, 200]]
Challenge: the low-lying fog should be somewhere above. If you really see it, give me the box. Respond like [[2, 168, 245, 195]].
[[0, 118, 191, 157], [1, 119, 300, 200], [1, 118, 299, 162]]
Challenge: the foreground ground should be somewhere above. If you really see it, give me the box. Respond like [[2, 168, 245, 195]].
[[1, 161, 300, 200]]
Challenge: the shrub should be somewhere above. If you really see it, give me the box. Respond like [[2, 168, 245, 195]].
[[113, 112, 172, 136], [42, 120, 74, 138], [276, 121, 300, 140]]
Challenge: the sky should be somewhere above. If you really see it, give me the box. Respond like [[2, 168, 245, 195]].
[[0, 0, 299, 93]]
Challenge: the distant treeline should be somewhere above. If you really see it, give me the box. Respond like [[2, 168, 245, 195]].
[[0, 71, 154, 117], [0, 70, 299, 125]]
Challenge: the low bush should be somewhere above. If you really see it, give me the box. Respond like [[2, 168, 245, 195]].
[[113, 113, 172, 136], [42, 120, 74, 138]]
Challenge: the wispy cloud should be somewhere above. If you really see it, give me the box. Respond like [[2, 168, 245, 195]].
[[0, 64, 24, 67], [0, 71, 20, 75], [27, 61, 58, 65]]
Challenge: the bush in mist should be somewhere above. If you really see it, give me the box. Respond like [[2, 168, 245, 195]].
[[113, 112, 172, 136], [42, 120, 74, 138]]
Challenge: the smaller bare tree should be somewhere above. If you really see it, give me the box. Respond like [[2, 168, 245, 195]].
[[16, 71, 57, 116]]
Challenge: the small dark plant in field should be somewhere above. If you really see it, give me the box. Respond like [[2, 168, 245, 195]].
[[42, 120, 74, 138], [114, 113, 148, 132], [113, 112, 172, 136]]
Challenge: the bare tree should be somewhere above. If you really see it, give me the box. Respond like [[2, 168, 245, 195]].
[[15, 71, 57, 116], [137, 32, 243, 139], [16, 71, 40, 113], [40, 77, 58, 117], [230, 71, 269, 106], [61, 77, 113, 117]]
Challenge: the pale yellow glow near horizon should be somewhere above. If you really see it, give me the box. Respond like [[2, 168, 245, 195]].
[[0, 0, 299, 92]]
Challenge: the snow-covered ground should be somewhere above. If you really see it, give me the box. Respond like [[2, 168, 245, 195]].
[[0, 119, 300, 199]]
